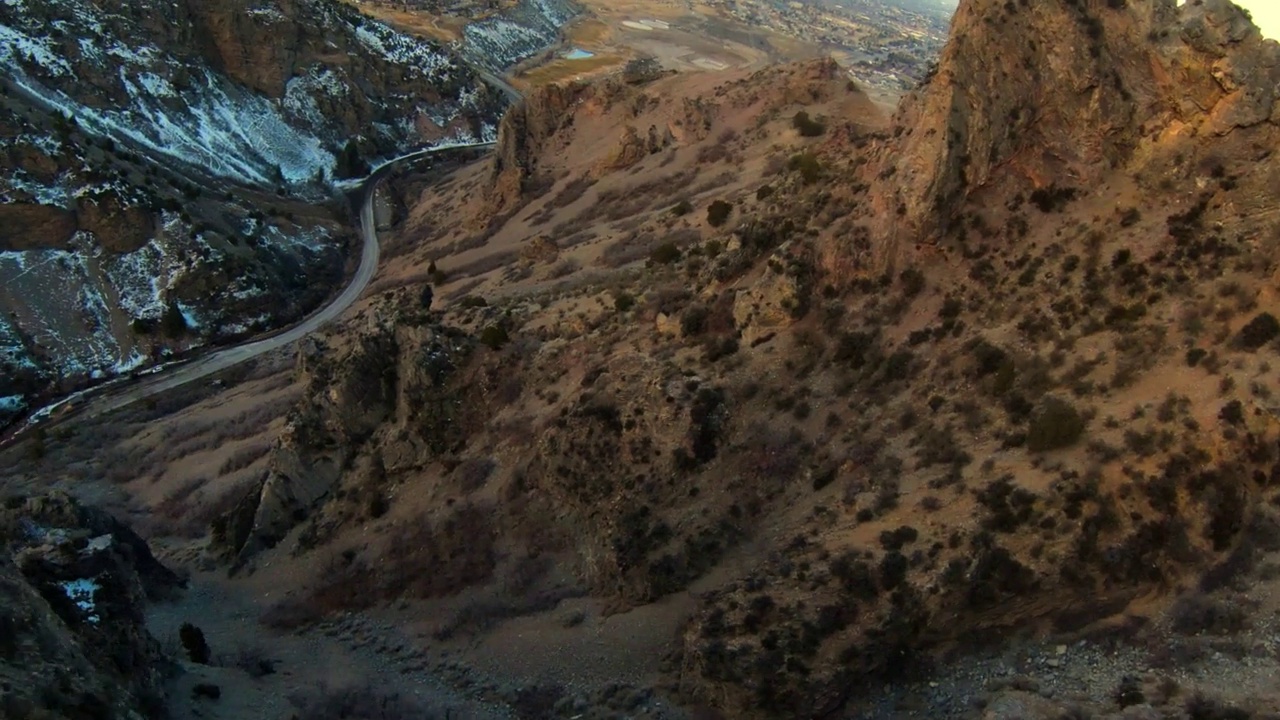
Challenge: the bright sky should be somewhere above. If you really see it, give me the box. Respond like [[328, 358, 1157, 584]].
[[1232, 0, 1280, 39]]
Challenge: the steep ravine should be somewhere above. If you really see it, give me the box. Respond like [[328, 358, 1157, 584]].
[[0, 0, 576, 426]]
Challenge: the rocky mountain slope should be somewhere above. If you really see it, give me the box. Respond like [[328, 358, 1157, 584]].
[[0, 0, 520, 425], [188, 0, 1280, 716], [8, 0, 1280, 718]]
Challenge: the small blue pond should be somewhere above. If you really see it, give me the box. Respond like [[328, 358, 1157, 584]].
[[564, 48, 595, 60]]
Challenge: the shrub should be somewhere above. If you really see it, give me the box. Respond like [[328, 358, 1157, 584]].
[[792, 111, 826, 137], [1026, 397, 1086, 452], [179, 622, 211, 664], [831, 553, 879, 599], [671, 199, 694, 216], [703, 335, 739, 361], [1236, 312, 1279, 350], [878, 551, 908, 589], [681, 304, 709, 336], [228, 645, 277, 678], [707, 200, 734, 227], [479, 324, 509, 349], [614, 293, 636, 312], [899, 268, 925, 297], [1184, 694, 1252, 720], [1219, 400, 1244, 426], [756, 185, 774, 201], [878, 526, 919, 551], [1114, 676, 1146, 709], [191, 683, 221, 701], [458, 295, 488, 309], [650, 242, 682, 265], [1170, 594, 1247, 636], [548, 258, 580, 279], [1028, 184, 1078, 212], [788, 153, 822, 184], [161, 301, 187, 339]]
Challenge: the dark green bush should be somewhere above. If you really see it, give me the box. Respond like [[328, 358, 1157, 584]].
[[1236, 312, 1279, 350], [650, 242, 682, 265], [681, 304, 709, 336], [671, 199, 693, 216], [792, 111, 826, 137], [707, 200, 734, 228], [614, 293, 635, 312], [1026, 397, 1086, 452], [480, 324, 509, 349], [161, 301, 187, 339], [899, 268, 925, 297], [1028, 184, 1078, 212], [179, 622, 210, 664], [788, 153, 822, 184]]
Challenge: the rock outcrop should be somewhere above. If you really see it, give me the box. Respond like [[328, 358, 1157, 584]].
[[594, 123, 671, 175], [862, 0, 1280, 260], [0, 491, 181, 719], [486, 81, 595, 214], [212, 299, 475, 562], [0, 204, 77, 251]]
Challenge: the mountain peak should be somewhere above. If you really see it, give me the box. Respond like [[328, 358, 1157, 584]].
[[866, 0, 1280, 250]]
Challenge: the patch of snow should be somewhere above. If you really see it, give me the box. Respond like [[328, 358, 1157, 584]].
[[83, 534, 113, 554], [219, 312, 271, 335], [257, 223, 332, 253], [133, 71, 177, 98], [354, 22, 453, 81], [177, 302, 201, 331], [246, 3, 286, 23], [0, 313, 33, 370], [0, 395, 25, 413], [0, 23, 73, 77], [103, 238, 190, 321], [113, 347, 146, 374], [59, 578, 101, 624], [2, 168, 74, 207]]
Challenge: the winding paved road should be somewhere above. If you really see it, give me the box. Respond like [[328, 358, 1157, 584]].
[[10, 141, 496, 432]]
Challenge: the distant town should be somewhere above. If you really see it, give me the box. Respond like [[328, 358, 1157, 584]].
[[697, 0, 952, 92]]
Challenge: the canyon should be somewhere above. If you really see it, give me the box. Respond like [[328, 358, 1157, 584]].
[[5, 0, 1280, 719]]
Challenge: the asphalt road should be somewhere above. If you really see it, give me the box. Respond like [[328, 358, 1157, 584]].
[[13, 141, 496, 430]]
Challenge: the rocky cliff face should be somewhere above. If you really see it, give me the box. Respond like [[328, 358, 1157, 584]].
[[0, 0, 516, 425], [485, 80, 595, 213], [212, 298, 477, 562], [0, 491, 181, 719], [860, 0, 1280, 265]]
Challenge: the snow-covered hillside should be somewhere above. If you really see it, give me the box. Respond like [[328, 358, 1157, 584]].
[[0, 0, 503, 188], [0, 0, 513, 426], [459, 0, 579, 70]]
